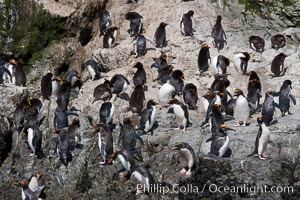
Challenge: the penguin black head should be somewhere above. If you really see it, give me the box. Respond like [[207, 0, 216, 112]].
[[283, 80, 292, 89], [72, 117, 80, 125], [171, 70, 184, 80], [160, 51, 168, 61], [159, 22, 168, 28], [216, 15, 222, 23], [104, 79, 111, 88], [123, 117, 134, 127], [133, 62, 143, 69], [233, 88, 244, 96], [147, 99, 158, 107], [187, 10, 194, 17], [168, 98, 181, 105], [212, 104, 222, 110]]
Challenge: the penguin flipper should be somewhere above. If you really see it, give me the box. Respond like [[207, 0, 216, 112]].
[[135, 134, 144, 145], [206, 137, 213, 143], [273, 102, 280, 109], [65, 111, 79, 117], [289, 94, 296, 105]]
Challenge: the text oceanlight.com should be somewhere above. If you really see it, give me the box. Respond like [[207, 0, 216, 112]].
[[128, 183, 294, 195]]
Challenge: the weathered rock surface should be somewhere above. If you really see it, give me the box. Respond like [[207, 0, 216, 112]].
[[1, 0, 300, 199]]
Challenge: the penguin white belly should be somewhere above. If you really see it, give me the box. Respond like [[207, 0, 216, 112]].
[[233, 54, 243, 74], [8, 64, 14, 84], [87, 65, 96, 80], [218, 135, 230, 157], [118, 154, 130, 171], [132, 171, 149, 188], [149, 106, 157, 129], [52, 81, 59, 96], [107, 103, 115, 124], [28, 177, 38, 192], [215, 95, 222, 105], [159, 84, 175, 104], [121, 81, 128, 94], [234, 96, 250, 121], [22, 189, 26, 200], [180, 15, 184, 33], [27, 128, 35, 153], [98, 133, 105, 159], [144, 121, 150, 132], [173, 105, 186, 127], [180, 148, 194, 168], [202, 98, 209, 113], [258, 125, 270, 155], [212, 56, 220, 74]]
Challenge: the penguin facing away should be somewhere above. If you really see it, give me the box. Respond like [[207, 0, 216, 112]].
[[170, 69, 185, 95], [247, 117, 270, 160], [172, 142, 196, 176], [261, 91, 279, 126], [41, 73, 53, 100], [211, 15, 227, 51], [182, 83, 198, 110], [154, 22, 168, 48], [125, 12, 143, 37], [56, 130, 72, 169], [129, 84, 145, 114], [95, 124, 113, 165], [132, 62, 146, 87], [99, 2, 112, 37], [180, 10, 194, 36], [271, 53, 288, 77]]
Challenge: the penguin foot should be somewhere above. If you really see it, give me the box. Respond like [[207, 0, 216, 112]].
[[258, 154, 268, 160], [180, 168, 186, 175], [29, 153, 35, 157], [185, 169, 192, 176]]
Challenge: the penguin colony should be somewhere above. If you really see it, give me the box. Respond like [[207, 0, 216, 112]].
[[1, 0, 298, 198]]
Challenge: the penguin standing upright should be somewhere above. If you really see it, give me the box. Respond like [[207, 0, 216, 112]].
[[206, 123, 230, 157], [247, 71, 261, 109], [249, 35, 265, 54], [132, 62, 146, 87], [211, 15, 226, 51], [247, 117, 270, 160], [180, 10, 194, 36], [103, 25, 119, 48], [212, 55, 230, 74], [0, 62, 12, 86], [99, 102, 115, 124], [233, 52, 250, 75], [26, 126, 43, 158], [14, 60, 26, 86], [271, 34, 286, 51], [271, 53, 288, 77], [2, 58, 14, 84], [120, 118, 144, 153], [233, 88, 250, 126], [125, 12, 143, 37], [129, 84, 145, 114], [56, 130, 72, 169], [154, 22, 168, 48], [170, 70, 185, 95], [172, 142, 196, 176], [138, 100, 158, 134], [41, 73, 53, 100], [99, 0, 112, 37], [67, 117, 81, 149], [158, 81, 176, 107], [96, 124, 113, 165], [261, 91, 279, 126], [198, 42, 211, 74], [133, 34, 147, 58], [168, 98, 191, 131], [275, 80, 296, 116], [183, 83, 198, 110], [51, 77, 61, 97]]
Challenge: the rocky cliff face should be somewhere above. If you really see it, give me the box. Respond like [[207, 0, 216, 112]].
[[1, 0, 300, 199]]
